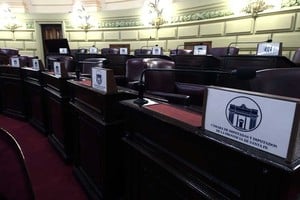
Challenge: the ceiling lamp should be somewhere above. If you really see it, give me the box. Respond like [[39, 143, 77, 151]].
[[141, 0, 173, 29], [71, 1, 96, 32], [0, 4, 22, 32]]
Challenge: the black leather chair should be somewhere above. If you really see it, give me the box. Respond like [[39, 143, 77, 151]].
[[101, 48, 119, 55], [134, 48, 152, 56], [216, 67, 300, 99], [46, 55, 75, 72], [170, 49, 193, 56], [0, 48, 19, 65], [292, 48, 300, 67], [0, 128, 35, 200], [80, 57, 107, 74], [249, 68, 300, 98], [208, 47, 239, 57]]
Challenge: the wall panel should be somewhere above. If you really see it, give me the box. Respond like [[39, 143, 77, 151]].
[[200, 22, 224, 36], [225, 19, 253, 35], [157, 27, 177, 39], [104, 31, 120, 40], [120, 30, 138, 40], [255, 14, 295, 33], [69, 32, 86, 41], [15, 32, 33, 40], [178, 25, 199, 38]]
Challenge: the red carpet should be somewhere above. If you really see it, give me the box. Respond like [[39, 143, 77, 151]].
[[0, 115, 88, 200]]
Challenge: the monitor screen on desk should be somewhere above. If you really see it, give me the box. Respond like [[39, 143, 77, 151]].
[[256, 42, 282, 56], [45, 39, 71, 55]]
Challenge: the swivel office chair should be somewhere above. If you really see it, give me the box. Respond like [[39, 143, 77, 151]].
[[292, 48, 300, 67], [0, 128, 35, 200]]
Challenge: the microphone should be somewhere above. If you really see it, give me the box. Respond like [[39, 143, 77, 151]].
[[227, 39, 273, 55], [133, 68, 256, 106]]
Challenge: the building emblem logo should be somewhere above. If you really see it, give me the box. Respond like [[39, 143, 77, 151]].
[[96, 71, 102, 85], [225, 96, 262, 132]]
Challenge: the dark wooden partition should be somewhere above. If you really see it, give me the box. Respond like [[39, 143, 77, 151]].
[[120, 99, 300, 200], [43, 72, 74, 161], [0, 66, 26, 119], [67, 80, 135, 199], [22, 67, 47, 134]]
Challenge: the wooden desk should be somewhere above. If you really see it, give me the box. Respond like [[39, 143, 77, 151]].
[[43, 72, 74, 161], [22, 67, 47, 133], [171, 55, 221, 85], [120, 99, 300, 200], [0, 66, 26, 119], [221, 55, 296, 70], [67, 79, 136, 199]]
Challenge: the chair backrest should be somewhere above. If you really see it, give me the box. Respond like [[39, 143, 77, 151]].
[[134, 49, 152, 56], [208, 47, 239, 57], [144, 58, 176, 93], [125, 58, 148, 85], [169, 49, 193, 56], [9, 55, 29, 67], [81, 57, 107, 74], [0, 48, 19, 57], [0, 128, 35, 200], [46, 55, 75, 72], [249, 68, 300, 98], [292, 48, 300, 64], [101, 48, 119, 55]]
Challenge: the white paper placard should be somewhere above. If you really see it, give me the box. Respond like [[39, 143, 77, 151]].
[[120, 47, 128, 55], [152, 46, 161, 55], [204, 87, 296, 158], [193, 45, 207, 55], [92, 67, 107, 92], [89, 46, 98, 54], [11, 57, 20, 67], [59, 48, 68, 54], [32, 58, 40, 70], [53, 61, 61, 77], [256, 42, 282, 56]]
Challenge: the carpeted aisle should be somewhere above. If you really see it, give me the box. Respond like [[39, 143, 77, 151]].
[[0, 115, 88, 200]]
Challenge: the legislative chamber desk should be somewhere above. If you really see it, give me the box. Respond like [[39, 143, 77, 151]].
[[22, 67, 47, 133], [120, 99, 300, 200], [0, 66, 26, 119], [42, 72, 75, 161], [221, 55, 296, 70], [67, 79, 136, 200]]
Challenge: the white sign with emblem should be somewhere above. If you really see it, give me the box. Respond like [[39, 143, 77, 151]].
[[256, 42, 282, 56], [120, 47, 128, 55], [203, 87, 297, 159], [53, 61, 61, 77], [91, 67, 117, 94], [32, 58, 40, 70], [11, 57, 20, 67], [92, 67, 107, 92], [193, 45, 207, 55]]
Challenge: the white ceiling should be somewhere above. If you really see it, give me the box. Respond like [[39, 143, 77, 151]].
[[0, 0, 146, 13]]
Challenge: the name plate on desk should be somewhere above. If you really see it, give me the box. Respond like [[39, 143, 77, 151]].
[[203, 87, 300, 160], [91, 67, 117, 94], [11, 57, 20, 67]]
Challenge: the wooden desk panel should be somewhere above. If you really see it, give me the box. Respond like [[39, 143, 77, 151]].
[[43, 72, 74, 161], [0, 66, 26, 119], [120, 99, 300, 200], [22, 67, 47, 134], [67, 80, 136, 199]]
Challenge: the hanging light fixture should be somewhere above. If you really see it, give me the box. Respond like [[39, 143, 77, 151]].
[[71, 1, 96, 32], [141, 0, 173, 29], [229, 0, 282, 17], [0, 4, 22, 32]]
